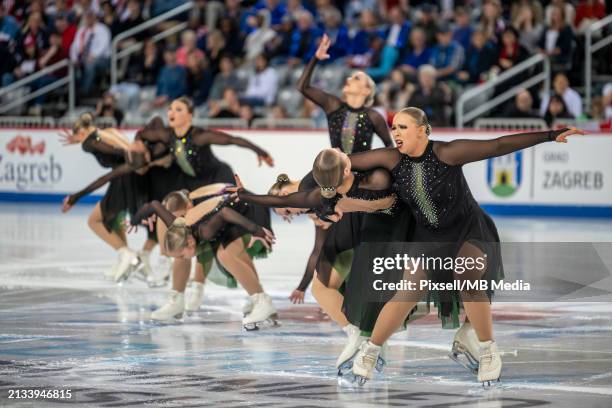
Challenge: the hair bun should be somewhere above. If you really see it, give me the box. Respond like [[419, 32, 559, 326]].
[[276, 173, 290, 183], [426, 124, 432, 136], [173, 217, 187, 227]]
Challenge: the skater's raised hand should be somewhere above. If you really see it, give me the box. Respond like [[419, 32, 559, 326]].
[[226, 174, 245, 200], [289, 289, 305, 304], [555, 126, 587, 143], [58, 129, 80, 146], [61, 195, 74, 213], [315, 34, 331, 61], [248, 227, 275, 250], [257, 152, 275, 167]]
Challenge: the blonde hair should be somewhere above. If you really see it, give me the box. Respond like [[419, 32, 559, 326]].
[[312, 149, 346, 199], [397, 107, 432, 136], [268, 173, 292, 196], [363, 73, 376, 107], [163, 217, 191, 254], [162, 190, 191, 213], [72, 112, 94, 134]]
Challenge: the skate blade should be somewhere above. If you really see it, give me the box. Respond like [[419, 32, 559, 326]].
[[448, 351, 479, 375], [481, 378, 502, 388], [337, 358, 355, 376], [242, 318, 280, 331], [149, 313, 184, 324], [375, 356, 386, 373]]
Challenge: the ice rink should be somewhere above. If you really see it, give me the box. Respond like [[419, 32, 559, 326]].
[[1, 202, 612, 407]]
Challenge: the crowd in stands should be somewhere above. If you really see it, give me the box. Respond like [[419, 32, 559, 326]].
[[0, 0, 610, 127]]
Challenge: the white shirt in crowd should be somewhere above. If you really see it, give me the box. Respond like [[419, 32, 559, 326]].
[[69, 22, 111, 62], [244, 28, 276, 63], [244, 66, 279, 106], [540, 87, 583, 118]]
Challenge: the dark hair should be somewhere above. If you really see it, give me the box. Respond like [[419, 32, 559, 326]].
[[172, 96, 195, 114], [544, 94, 573, 126]]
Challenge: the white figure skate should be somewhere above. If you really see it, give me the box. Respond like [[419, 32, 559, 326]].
[[185, 282, 205, 312], [351, 340, 381, 386], [449, 321, 480, 374], [242, 293, 278, 331], [150, 290, 185, 321], [478, 340, 502, 386]]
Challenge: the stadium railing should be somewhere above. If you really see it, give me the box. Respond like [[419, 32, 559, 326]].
[[0, 59, 75, 116], [474, 118, 548, 131], [585, 14, 612, 110], [456, 54, 550, 129], [251, 118, 317, 129], [192, 118, 248, 128], [0, 116, 56, 128]]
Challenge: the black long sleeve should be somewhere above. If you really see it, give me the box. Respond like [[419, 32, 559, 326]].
[[348, 147, 402, 172], [194, 207, 266, 241], [296, 57, 343, 114], [66, 163, 133, 206], [296, 224, 327, 292], [192, 128, 269, 157], [82, 134, 126, 157], [435, 128, 567, 166], [237, 189, 322, 209], [368, 110, 394, 147], [131, 200, 176, 227]]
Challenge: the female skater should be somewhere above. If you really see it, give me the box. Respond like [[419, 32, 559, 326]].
[[298, 34, 393, 153], [340, 107, 584, 384], [60, 113, 157, 283], [131, 192, 277, 329]]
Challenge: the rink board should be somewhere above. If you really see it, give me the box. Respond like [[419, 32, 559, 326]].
[[0, 129, 611, 216]]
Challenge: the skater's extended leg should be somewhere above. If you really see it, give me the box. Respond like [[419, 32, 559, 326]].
[[312, 269, 348, 327], [216, 239, 264, 295]]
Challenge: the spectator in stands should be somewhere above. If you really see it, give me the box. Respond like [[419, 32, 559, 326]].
[[209, 88, 242, 119], [177, 30, 205, 67], [29, 31, 70, 112], [153, 47, 187, 108], [130, 39, 163, 86], [350, 10, 380, 56], [457, 29, 495, 85], [69, 10, 111, 96], [429, 22, 465, 81], [187, 0, 209, 29], [3, 36, 39, 87], [300, 98, 327, 128], [204, 29, 227, 75], [225, 0, 247, 33], [538, 5, 575, 70], [218, 16, 244, 58], [380, 68, 411, 112], [365, 33, 399, 83], [512, 1, 544, 54], [20, 11, 49, 54], [384, 7, 411, 50], [414, 3, 437, 47], [491, 26, 528, 93], [244, 11, 276, 65], [0, 4, 20, 44], [48, 0, 76, 25], [101, 2, 118, 36], [545, 0, 576, 28], [452, 7, 474, 52], [604, 84, 612, 120], [115, 0, 145, 39], [265, 14, 294, 62], [543, 93, 574, 126], [186, 51, 213, 106], [239, 104, 261, 127], [501, 89, 540, 118], [344, 0, 378, 30], [95, 92, 125, 125], [320, 7, 350, 63], [540, 73, 583, 118], [270, 105, 288, 120], [478, 0, 505, 44], [54, 12, 76, 54], [407, 64, 452, 126], [241, 54, 278, 106], [400, 27, 432, 81], [209, 56, 241, 103], [258, 0, 288, 29], [574, 0, 606, 33], [287, 10, 321, 66]]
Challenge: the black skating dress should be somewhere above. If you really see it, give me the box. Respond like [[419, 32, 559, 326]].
[[348, 128, 568, 327]]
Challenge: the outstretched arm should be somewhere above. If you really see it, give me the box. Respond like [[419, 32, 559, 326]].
[[63, 163, 133, 211], [296, 224, 327, 292], [348, 147, 401, 172], [369, 110, 394, 147], [237, 189, 322, 209], [194, 207, 272, 244], [296, 34, 343, 114], [192, 129, 274, 167], [131, 200, 176, 227], [435, 128, 583, 166]]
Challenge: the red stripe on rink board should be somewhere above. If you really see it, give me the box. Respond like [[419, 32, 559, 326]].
[[1, 127, 612, 135]]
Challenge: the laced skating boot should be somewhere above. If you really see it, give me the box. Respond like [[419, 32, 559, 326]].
[[185, 282, 205, 312], [114, 247, 138, 283], [478, 340, 502, 386], [242, 296, 254, 317], [150, 290, 185, 321], [336, 324, 365, 375], [352, 340, 381, 386], [243, 293, 278, 331], [449, 321, 480, 374]]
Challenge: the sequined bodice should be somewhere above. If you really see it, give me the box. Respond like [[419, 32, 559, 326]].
[[167, 126, 221, 177], [391, 141, 476, 230], [327, 104, 374, 154]]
